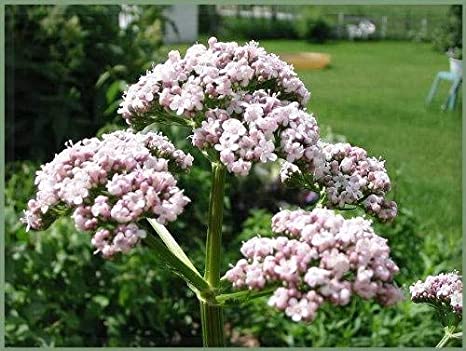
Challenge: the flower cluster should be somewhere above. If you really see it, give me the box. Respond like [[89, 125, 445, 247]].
[[120, 38, 397, 218], [22, 130, 192, 258], [225, 208, 402, 322], [118, 37, 309, 124], [119, 37, 319, 177], [280, 142, 397, 221], [410, 271, 463, 316], [192, 92, 320, 176]]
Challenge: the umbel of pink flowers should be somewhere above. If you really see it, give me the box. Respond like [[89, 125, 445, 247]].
[[23, 37, 402, 322], [410, 271, 463, 316], [22, 131, 193, 258], [225, 208, 403, 322]]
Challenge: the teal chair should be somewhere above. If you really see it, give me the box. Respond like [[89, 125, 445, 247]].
[[426, 71, 462, 111]]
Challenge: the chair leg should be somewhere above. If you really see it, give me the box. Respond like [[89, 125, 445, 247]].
[[441, 95, 450, 111], [426, 74, 440, 105], [443, 79, 461, 111], [448, 91, 455, 111], [448, 79, 462, 110]]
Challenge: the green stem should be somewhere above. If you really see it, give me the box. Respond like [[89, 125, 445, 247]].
[[200, 300, 225, 347], [200, 162, 226, 347], [436, 333, 451, 348], [436, 326, 457, 348]]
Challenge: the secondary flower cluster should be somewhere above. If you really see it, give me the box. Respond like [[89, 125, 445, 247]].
[[192, 92, 320, 176], [410, 271, 463, 316], [21, 130, 192, 258], [225, 208, 402, 322], [280, 142, 397, 221], [118, 37, 310, 124]]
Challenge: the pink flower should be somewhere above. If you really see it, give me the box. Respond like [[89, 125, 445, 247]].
[[225, 208, 402, 323], [410, 271, 462, 315], [21, 130, 192, 258]]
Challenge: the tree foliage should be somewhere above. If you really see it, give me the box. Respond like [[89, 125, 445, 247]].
[[6, 5, 166, 162]]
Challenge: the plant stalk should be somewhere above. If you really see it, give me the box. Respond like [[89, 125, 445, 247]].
[[200, 162, 226, 347], [436, 332, 451, 348], [436, 326, 457, 348], [200, 299, 225, 347]]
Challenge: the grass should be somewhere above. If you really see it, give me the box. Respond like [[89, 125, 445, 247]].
[[260, 40, 462, 271]]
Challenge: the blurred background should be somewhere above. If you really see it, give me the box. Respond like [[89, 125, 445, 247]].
[[5, 4, 462, 347]]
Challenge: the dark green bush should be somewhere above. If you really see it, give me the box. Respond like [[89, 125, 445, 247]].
[[432, 5, 462, 58], [5, 159, 461, 347], [5, 162, 204, 347], [294, 8, 335, 43], [5, 5, 166, 162], [218, 17, 299, 41], [303, 17, 334, 43]]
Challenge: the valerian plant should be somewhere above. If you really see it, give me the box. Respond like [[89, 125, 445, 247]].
[[23, 37, 410, 347], [410, 271, 463, 348]]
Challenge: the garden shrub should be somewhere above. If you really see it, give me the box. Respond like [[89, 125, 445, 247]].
[[218, 17, 299, 41], [5, 162, 203, 346], [295, 8, 335, 43], [5, 5, 166, 162], [432, 5, 462, 58]]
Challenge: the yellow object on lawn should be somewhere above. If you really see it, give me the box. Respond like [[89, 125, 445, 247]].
[[279, 52, 331, 70]]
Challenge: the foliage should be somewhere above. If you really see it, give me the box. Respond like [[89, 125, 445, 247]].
[[296, 9, 334, 43], [198, 5, 221, 35], [217, 17, 298, 41], [5, 5, 166, 162], [293, 5, 449, 41], [5, 162, 205, 347], [432, 5, 462, 59]]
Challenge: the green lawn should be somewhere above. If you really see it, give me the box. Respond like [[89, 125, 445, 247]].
[[260, 40, 462, 270]]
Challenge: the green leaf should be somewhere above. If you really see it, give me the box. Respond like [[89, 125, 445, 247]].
[[111, 64, 127, 73], [146, 218, 200, 275], [105, 80, 125, 104], [95, 71, 110, 88], [103, 99, 122, 117], [92, 295, 109, 308], [143, 230, 210, 295]]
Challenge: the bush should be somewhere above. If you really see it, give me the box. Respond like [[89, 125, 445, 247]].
[[5, 162, 205, 346], [219, 17, 299, 41], [198, 5, 221, 35], [302, 17, 334, 43], [295, 8, 334, 43], [5, 5, 166, 162], [432, 5, 462, 58]]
